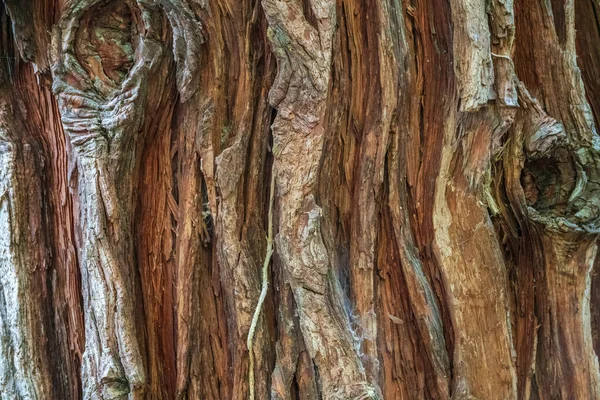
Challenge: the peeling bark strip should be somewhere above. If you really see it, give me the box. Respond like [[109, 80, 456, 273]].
[[2, 0, 600, 398]]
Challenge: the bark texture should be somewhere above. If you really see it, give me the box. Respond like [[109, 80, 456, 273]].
[[1, 0, 600, 399]]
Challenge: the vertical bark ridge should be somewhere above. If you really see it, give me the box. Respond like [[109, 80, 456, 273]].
[[433, 107, 518, 400], [187, 1, 278, 398], [172, 94, 230, 400], [52, 1, 176, 396], [17, 63, 85, 400], [0, 79, 54, 400], [0, 10, 79, 397], [383, 0, 452, 397], [171, 4, 227, 399], [408, 0, 458, 373], [134, 4, 204, 395], [342, 0, 389, 388], [430, 0, 520, 398], [136, 73, 178, 399], [263, 0, 379, 397]]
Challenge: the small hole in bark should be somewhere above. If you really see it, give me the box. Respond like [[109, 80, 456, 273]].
[[522, 148, 576, 215]]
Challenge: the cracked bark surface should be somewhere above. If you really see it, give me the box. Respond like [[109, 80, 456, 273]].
[[1, 0, 600, 399]]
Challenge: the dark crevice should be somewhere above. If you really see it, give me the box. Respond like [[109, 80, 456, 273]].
[[301, 0, 319, 31], [550, 0, 567, 46]]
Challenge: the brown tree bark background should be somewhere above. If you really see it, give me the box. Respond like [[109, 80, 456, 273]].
[[1, 0, 600, 399]]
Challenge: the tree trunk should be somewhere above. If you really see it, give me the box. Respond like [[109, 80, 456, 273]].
[[1, 0, 600, 399]]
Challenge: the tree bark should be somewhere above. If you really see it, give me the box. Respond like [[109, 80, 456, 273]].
[[1, 0, 600, 399]]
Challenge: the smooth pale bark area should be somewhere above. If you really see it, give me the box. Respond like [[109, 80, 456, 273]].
[[1, 0, 600, 399]]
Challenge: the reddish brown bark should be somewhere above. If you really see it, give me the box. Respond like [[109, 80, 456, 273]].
[[1, 0, 600, 399]]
